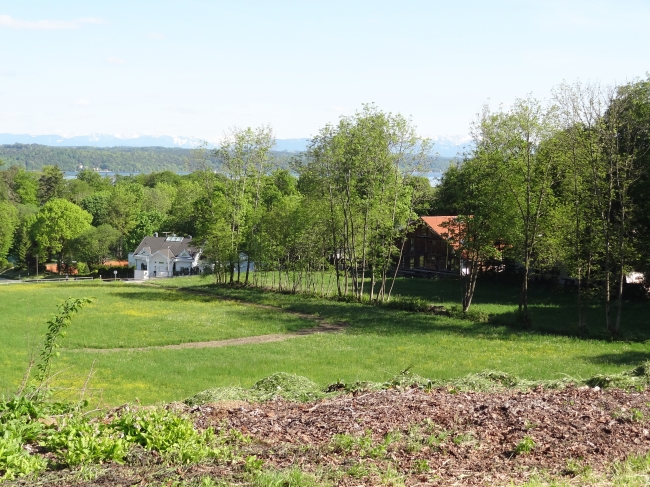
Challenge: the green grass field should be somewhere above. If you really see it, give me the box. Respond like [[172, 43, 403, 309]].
[[2, 276, 650, 406]]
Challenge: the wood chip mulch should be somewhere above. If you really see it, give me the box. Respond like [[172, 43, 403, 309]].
[[188, 386, 650, 485]]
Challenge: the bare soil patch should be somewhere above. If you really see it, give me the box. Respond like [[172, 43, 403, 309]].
[[186, 386, 650, 485], [16, 387, 650, 486], [68, 319, 346, 353]]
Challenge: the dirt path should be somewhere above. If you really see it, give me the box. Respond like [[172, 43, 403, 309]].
[[67, 287, 348, 353]]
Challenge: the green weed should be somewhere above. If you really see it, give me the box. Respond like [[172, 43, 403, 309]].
[[413, 458, 429, 473], [110, 408, 218, 464], [564, 458, 592, 477], [0, 430, 47, 480], [244, 454, 264, 472], [43, 415, 130, 466], [513, 435, 536, 455], [329, 433, 356, 453], [251, 466, 326, 487]]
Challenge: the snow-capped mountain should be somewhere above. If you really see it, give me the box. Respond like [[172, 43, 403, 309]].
[[0, 133, 206, 149], [430, 135, 473, 158]]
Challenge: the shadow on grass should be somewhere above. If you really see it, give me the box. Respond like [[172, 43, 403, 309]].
[[116, 283, 650, 345], [582, 351, 650, 366]]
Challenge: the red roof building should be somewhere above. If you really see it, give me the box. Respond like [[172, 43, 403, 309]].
[[398, 216, 460, 273]]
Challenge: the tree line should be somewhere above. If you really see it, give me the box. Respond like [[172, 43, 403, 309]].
[[435, 78, 650, 334], [0, 144, 299, 173], [1, 78, 649, 335]]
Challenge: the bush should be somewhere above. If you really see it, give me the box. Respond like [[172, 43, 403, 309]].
[[91, 264, 133, 279], [448, 305, 490, 323], [381, 296, 431, 312]]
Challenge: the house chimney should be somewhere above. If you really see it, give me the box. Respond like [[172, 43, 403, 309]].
[[154, 232, 158, 237]]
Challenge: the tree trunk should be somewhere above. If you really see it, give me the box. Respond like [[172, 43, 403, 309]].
[[520, 256, 531, 325]]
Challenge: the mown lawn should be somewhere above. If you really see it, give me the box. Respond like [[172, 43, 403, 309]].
[[2, 277, 650, 406]]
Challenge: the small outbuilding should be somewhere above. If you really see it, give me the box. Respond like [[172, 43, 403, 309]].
[[131, 234, 201, 279]]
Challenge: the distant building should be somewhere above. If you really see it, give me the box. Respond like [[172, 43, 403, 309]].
[[398, 216, 461, 274], [131, 234, 201, 279]]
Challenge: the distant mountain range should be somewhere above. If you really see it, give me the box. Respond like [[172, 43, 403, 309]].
[[0, 133, 471, 157]]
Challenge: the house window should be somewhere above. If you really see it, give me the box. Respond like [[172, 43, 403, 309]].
[[409, 257, 414, 269], [410, 238, 415, 252]]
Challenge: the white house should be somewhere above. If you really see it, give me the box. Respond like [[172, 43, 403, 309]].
[[132, 234, 201, 279]]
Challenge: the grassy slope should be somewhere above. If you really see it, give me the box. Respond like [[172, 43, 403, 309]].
[[2, 277, 650, 406]]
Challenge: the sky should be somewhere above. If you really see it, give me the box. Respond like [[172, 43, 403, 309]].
[[0, 0, 648, 141]]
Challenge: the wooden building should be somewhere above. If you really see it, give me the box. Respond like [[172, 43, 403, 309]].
[[398, 216, 460, 273]]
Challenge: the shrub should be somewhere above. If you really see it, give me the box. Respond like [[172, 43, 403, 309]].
[[381, 296, 431, 312], [448, 305, 490, 322]]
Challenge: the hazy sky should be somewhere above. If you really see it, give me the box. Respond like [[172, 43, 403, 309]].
[[0, 0, 648, 141]]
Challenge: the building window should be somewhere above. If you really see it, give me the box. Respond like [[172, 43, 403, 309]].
[[410, 238, 415, 252], [409, 257, 414, 269]]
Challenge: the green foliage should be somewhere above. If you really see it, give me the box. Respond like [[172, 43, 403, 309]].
[[32, 198, 92, 258], [123, 210, 166, 251], [513, 435, 536, 455], [70, 224, 121, 268], [62, 178, 93, 205], [448, 305, 490, 322], [35, 297, 94, 386], [76, 169, 112, 192], [104, 183, 142, 236], [110, 408, 218, 463], [43, 415, 129, 466], [0, 145, 204, 172], [0, 201, 18, 263], [37, 165, 65, 204], [79, 191, 111, 226], [0, 397, 79, 480], [412, 459, 429, 473], [11, 169, 39, 206], [251, 466, 325, 487], [584, 361, 650, 390], [0, 430, 47, 480]]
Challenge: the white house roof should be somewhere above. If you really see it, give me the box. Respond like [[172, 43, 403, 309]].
[[133, 236, 199, 258]]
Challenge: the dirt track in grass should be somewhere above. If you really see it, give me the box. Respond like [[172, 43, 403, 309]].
[[66, 287, 348, 353]]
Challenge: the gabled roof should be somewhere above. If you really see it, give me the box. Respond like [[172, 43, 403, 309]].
[[152, 248, 174, 259], [133, 236, 199, 258], [421, 216, 459, 237]]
